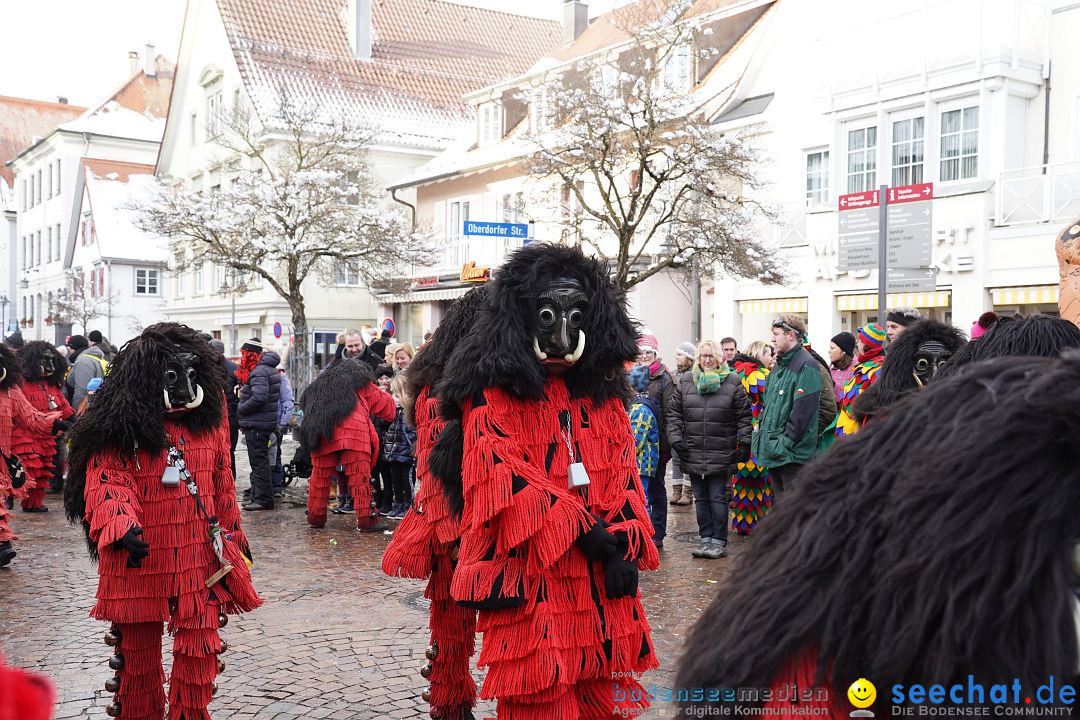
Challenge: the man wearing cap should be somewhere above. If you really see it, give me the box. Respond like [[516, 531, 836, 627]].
[[753, 315, 822, 493], [64, 335, 107, 411], [669, 341, 696, 506], [237, 338, 281, 511], [636, 333, 675, 547], [885, 307, 922, 343], [86, 330, 116, 362], [835, 324, 887, 437]]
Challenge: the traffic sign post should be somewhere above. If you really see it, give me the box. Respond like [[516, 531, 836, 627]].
[[877, 184, 888, 325]]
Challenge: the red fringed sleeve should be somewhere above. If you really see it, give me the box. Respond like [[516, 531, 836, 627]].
[[84, 449, 142, 554]]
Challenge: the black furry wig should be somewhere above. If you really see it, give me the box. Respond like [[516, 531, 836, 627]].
[[298, 359, 374, 451], [937, 313, 1080, 379], [0, 343, 24, 390], [438, 243, 639, 418], [19, 340, 68, 386], [852, 319, 966, 422], [676, 353, 1080, 713], [65, 323, 227, 544]]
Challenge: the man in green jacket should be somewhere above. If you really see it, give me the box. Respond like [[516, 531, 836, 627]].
[[752, 314, 822, 492]]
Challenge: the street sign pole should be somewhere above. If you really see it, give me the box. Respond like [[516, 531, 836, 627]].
[[877, 184, 888, 324]]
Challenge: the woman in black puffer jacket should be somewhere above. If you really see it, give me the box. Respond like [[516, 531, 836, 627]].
[[667, 340, 752, 560]]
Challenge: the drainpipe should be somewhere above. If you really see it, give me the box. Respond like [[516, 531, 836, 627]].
[[391, 187, 416, 230], [1042, 61, 1051, 172]]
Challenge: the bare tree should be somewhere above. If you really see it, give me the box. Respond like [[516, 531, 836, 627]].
[[130, 97, 434, 387], [53, 271, 120, 335], [529, 0, 782, 290]]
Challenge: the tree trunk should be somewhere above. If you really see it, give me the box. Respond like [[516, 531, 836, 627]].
[[287, 295, 311, 396]]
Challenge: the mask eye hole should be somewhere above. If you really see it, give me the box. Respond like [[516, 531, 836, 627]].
[[567, 309, 583, 327], [539, 307, 556, 326], [187, 368, 197, 381], [165, 370, 178, 384], [914, 358, 930, 372]]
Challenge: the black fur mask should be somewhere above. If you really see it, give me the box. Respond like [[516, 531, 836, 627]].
[[938, 314, 1080, 380], [0, 344, 27, 390], [677, 353, 1080, 711], [20, 341, 68, 386], [438, 243, 638, 417], [65, 323, 227, 551], [298, 359, 374, 451]]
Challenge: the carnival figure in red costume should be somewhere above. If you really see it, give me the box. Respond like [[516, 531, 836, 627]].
[[0, 651, 54, 720], [14, 342, 74, 513], [297, 358, 395, 530], [65, 323, 261, 720], [382, 286, 489, 720], [437, 244, 659, 720], [0, 343, 68, 567]]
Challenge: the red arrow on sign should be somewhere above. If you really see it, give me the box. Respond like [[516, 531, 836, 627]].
[[838, 190, 879, 210], [890, 182, 934, 204]]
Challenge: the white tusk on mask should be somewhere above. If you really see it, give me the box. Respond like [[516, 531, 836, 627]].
[[163, 388, 172, 410], [566, 330, 586, 364], [184, 384, 204, 409], [533, 337, 548, 361], [0, 367, 7, 383]]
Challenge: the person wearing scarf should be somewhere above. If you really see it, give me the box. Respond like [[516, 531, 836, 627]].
[[667, 340, 752, 559], [835, 324, 886, 437]]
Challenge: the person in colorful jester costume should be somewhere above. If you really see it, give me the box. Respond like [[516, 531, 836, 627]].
[[438, 243, 659, 720], [297, 358, 395, 530], [14, 341, 74, 513], [65, 323, 261, 720], [381, 286, 489, 720], [835, 323, 886, 437], [728, 345, 772, 535], [0, 343, 67, 567]]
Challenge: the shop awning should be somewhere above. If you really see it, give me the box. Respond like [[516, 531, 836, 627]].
[[375, 286, 474, 304], [214, 313, 264, 326], [990, 285, 1058, 306], [836, 291, 951, 312], [738, 297, 807, 314]]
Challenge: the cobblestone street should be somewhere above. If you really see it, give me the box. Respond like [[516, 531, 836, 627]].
[[0, 438, 744, 719]]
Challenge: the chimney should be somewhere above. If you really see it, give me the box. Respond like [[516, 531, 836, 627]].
[[57, 97, 68, 105], [563, 0, 588, 44], [347, 0, 372, 60], [128, 50, 140, 76], [144, 43, 156, 76]]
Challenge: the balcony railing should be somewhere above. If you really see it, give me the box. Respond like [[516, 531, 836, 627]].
[[995, 161, 1080, 227]]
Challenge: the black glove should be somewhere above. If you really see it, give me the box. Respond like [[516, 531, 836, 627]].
[[52, 418, 73, 434], [735, 443, 751, 464], [672, 441, 689, 460], [576, 516, 619, 562], [114, 526, 150, 568], [604, 556, 639, 599]]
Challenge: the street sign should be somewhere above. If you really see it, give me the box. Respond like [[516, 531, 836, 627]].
[[273, 322, 282, 339], [886, 267, 938, 293], [887, 182, 933, 205], [837, 190, 880, 210], [463, 221, 529, 238], [838, 205, 880, 271], [885, 184, 933, 269]]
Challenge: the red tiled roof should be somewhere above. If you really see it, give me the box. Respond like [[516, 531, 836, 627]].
[[82, 158, 155, 183], [215, 0, 562, 146], [109, 59, 176, 119], [0, 96, 86, 187]]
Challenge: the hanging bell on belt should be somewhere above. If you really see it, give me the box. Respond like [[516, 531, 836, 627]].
[[108, 654, 124, 671], [419, 662, 432, 679], [218, 612, 228, 627], [104, 630, 121, 647], [425, 642, 438, 661], [105, 701, 122, 717], [105, 676, 121, 693]]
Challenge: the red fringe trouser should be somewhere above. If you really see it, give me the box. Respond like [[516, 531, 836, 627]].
[[426, 554, 478, 720], [307, 450, 377, 530], [492, 677, 651, 720], [110, 602, 222, 720]]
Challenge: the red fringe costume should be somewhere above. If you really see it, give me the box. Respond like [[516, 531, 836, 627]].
[[0, 651, 54, 720], [82, 420, 261, 720], [383, 387, 478, 720], [0, 387, 60, 544], [14, 381, 72, 511], [454, 377, 659, 720], [307, 383, 395, 529]]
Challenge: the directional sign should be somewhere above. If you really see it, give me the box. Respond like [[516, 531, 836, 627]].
[[838, 190, 880, 210], [463, 221, 529, 238], [886, 267, 938, 293], [838, 206, 880, 271], [887, 182, 933, 205], [886, 198, 932, 269]]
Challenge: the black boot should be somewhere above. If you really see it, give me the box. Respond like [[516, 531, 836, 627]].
[[0, 541, 15, 567]]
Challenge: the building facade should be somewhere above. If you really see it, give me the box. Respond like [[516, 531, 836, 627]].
[[707, 0, 1071, 351], [6, 55, 171, 345], [155, 0, 561, 362]]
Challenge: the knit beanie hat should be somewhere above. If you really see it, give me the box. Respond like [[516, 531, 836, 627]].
[[675, 341, 696, 358], [240, 337, 263, 353], [637, 334, 659, 355], [831, 331, 857, 357], [858, 323, 886, 349], [886, 307, 922, 327], [87, 330, 103, 343], [66, 334, 89, 352], [970, 311, 1000, 340], [628, 365, 650, 393]]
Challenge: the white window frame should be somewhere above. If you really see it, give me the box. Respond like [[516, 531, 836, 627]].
[[530, 85, 554, 134], [804, 149, 830, 207], [846, 123, 878, 193], [46, 226, 52, 263], [478, 102, 502, 146], [35, 231, 41, 267], [54, 223, 61, 261], [890, 113, 925, 187], [135, 267, 160, 296], [938, 103, 979, 183], [333, 262, 361, 287], [660, 43, 693, 96], [206, 87, 224, 140], [194, 262, 205, 295], [55, 159, 61, 195]]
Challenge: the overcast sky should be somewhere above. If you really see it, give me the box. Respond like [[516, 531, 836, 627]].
[[0, 0, 629, 107]]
